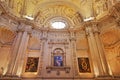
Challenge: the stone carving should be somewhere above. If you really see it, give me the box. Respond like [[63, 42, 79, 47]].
[[35, 5, 82, 26], [94, 0, 109, 15], [0, 28, 16, 44]]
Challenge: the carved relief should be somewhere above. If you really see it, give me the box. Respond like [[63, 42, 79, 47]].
[[10, 0, 24, 15], [35, 5, 82, 26], [94, 0, 109, 16], [0, 28, 16, 44]]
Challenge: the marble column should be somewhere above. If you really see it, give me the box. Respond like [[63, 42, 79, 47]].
[[85, 22, 104, 77]]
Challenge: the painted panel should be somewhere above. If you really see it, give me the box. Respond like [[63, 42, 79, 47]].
[[78, 57, 91, 73], [25, 57, 39, 72], [54, 56, 63, 67]]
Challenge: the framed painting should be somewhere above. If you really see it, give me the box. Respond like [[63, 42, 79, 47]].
[[25, 57, 39, 72], [78, 57, 91, 73], [54, 56, 63, 67]]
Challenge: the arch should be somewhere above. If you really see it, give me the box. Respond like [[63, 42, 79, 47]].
[[53, 48, 64, 53], [34, 2, 83, 28], [33, 0, 82, 18], [43, 16, 74, 29]]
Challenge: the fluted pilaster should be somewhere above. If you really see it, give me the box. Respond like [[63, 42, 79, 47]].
[[38, 30, 48, 76], [6, 23, 32, 77], [85, 21, 110, 77], [69, 30, 78, 77]]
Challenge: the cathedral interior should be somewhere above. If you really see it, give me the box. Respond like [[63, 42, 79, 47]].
[[0, 0, 120, 80]]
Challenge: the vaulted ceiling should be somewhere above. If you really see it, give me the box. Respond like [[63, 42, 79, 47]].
[[1, 0, 94, 28], [8, 0, 93, 18], [0, 0, 114, 29]]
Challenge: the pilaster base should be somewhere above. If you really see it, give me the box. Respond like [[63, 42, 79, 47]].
[[0, 74, 21, 80]]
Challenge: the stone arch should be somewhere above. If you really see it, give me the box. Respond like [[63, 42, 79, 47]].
[[33, 1, 83, 28], [53, 48, 64, 53], [33, 0, 82, 17]]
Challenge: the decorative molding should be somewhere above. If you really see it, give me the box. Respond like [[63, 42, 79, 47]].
[[46, 66, 70, 74]]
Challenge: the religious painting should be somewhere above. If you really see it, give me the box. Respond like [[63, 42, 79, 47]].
[[25, 57, 39, 72], [78, 57, 91, 73], [54, 56, 63, 67]]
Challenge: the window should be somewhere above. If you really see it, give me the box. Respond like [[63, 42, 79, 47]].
[[51, 21, 66, 29]]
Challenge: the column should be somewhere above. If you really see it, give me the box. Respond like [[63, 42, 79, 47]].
[[6, 31, 23, 75], [12, 25, 31, 76], [85, 22, 104, 77], [38, 30, 48, 77], [16, 31, 29, 76], [69, 30, 78, 77], [93, 24, 110, 76]]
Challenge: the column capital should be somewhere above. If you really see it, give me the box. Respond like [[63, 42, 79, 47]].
[[42, 30, 48, 39], [17, 23, 32, 33], [69, 29, 76, 41], [69, 37, 76, 42], [84, 21, 100, 36], [41, 37, 48, 42], [85, 25, 93, 37], [92, 24, 100, 34]]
